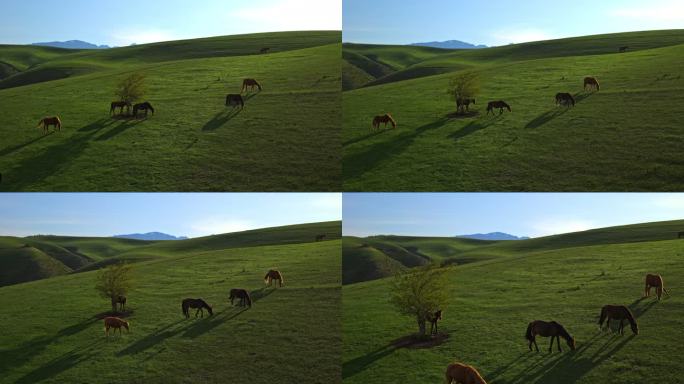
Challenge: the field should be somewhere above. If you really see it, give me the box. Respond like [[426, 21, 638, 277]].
[[0, 31, 341, 191], [0, 221, 341, 384], [343, 30, 684, 191], [342, 220, 684, 383]]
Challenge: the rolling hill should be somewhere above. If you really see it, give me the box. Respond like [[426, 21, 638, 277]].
[[0, 221, 341, 384], [342, 220, 684, 383], [0, 31, 341, 192], [343, 29, 684, 191]]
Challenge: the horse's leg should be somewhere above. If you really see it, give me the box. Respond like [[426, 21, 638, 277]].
[[557, 336, 562, 352], [533, 338, 539, 352], [548, 337, 554, 353]]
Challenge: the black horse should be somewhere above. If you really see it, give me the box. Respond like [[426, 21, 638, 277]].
[[226, 94, 245, 109], [110, 101, 132, 116], [678, 231, 684, 239], [229, 289, 252, 308], [427, 310, 442, 335], [112, 295, 127, 312], [555, 92, 575, 107], [315, 234, 327, 242], [486, 100, 511, 115], [181, 298, 213, 318], [260, 47, 270, 54], [456, 98, 476, 113], [619, 46, 629, 53], [133, 102, 155, 117]]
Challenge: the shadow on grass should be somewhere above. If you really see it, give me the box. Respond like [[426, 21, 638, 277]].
[[181, 307, 249, 338], [0, 132, 53, 158], [629, 296, 658, 318], [15, 339, 105, 384], [342, 344, 397, 380], [250, 286, 277, 303], [525, 92, 594, 129], [95, 119, 145, 141], [201, 93, 257, 132], [343, 130, 387, 147], [448, 116, 499, 142]]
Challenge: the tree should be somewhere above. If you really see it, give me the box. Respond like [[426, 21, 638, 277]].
[[447, 72, 480, 113], [115, 73, 146, 103], [95, 263, 133, 312], [389, 263, 452, 337]]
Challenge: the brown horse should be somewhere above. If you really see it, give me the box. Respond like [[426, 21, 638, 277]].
[[225, 94, 244, 109], [619, 46, 629, 53], [427, 310, 442, 335], [526, 320, 576, 352], [132, 102, 155, 117], [182, 298, 213, 318], [486, 101, 511, 115], [645, 274, 670, 300], [456, 98, 476, 113], [584, 77, 600, 91], [241, 79, 262, 93], [229, 288, 252, 307], [38, 116, 62, 133], [264, 269, 284, 287], [110, 101, 132, 115], [104, 316, 129, 337], [445, 363, 487, 384], [260, 47, 270, 54], [555, 92, 575, 107], [598, 305, 638, 335], [678, 231, 684, 239], [372, 114, 396, 130]]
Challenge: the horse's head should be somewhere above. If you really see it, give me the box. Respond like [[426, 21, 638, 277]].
[[435, 310, 442, 320], [122, 320, 130, 332], [207, 305, 214, 316], [566, 336, 576, 350], [630, 322, 639, 335]]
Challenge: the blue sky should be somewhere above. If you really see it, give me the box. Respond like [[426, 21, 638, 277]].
[[343, 193, 684, 238], [344, 0, 684, 45], [0, 193, 341, 238], [0, 0, 341, 46]]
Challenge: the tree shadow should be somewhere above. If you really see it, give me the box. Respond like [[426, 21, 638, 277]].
[[0, 132, 53, 158], [202, 108, 242, 132], [342, 344, 397, 379]]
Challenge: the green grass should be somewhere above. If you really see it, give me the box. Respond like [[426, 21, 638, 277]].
[[0, 31, 341, 191], [343, 30, 684, 191], [342, 220, 684, 383], [0, 221, 341, 384]]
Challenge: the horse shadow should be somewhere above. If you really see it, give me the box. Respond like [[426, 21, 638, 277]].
[[116, 319, 187, 356], [95, 119, 145, 141], [250, 287, 277, 303], [181, 307, 249, 339], [525, 108, 570, 129], [202, 108, 242, 132], [15, 339, 104, 384], [0, 132, 54, 158], [343, 130, 387, 147], [448, 117, 497, 142], [342, 344, 397, 379], [629, 296, 658, 318]]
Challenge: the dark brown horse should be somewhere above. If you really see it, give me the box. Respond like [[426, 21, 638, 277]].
[[315, 234, 327, 241], [555, 92, 575, 107], [104, 317, 129, 337], [584, 77, 600, 91], [241, 79, 262, 93], [678, 231, 684, 239], [619, 46, 629, 53], [645, 274, 670, 300], [110, 101, 132, 115], [427, 310, 442, 336], [456, 98, 476, 113], [38, 116, 62, 133], [260, 47, 270, 54], [229, 288, 252, 307], [526, 320, 576, 352], [264, 269, 284, 287], [598, 305, 638, 335], [372, 114, 396, 130], [445, 363, 488, 384], [112, 295, 127, 312], [181, 298, 213, 318], [486, 101, 511, 115], [225, 94, 244, 109], [133, 102, 155, 117]]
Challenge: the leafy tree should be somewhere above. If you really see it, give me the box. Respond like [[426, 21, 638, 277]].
[[95, 263, 133, 312], [115, 73, 146, 103], [389, 263, 452, 337], [447, 72, 480, 113]]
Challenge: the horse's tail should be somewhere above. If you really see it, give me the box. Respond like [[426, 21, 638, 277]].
[[37, 118, 44, 128], [598, 307, 606, 327], [181, 301, 187, 316], [525, 322, 534, 341], [264, 272, 270, 284]]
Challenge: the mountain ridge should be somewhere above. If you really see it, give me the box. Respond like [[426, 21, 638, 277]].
[[31, 40, 111, 49]]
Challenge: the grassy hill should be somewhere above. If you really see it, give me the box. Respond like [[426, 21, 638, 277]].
[[342, 220, 684, 383], [343, 30, 684, 191], [0, 31, 341, 191], [0, 221, 341, 384]]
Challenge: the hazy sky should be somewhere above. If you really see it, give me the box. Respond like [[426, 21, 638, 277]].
[[0, 193, 341, 238], [0, 0, 341, 46], [343, 193, 684, 238], [344, 0, 684, 45]]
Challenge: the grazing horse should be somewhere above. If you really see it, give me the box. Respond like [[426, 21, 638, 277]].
[[241, 78, 262, 93], [264, 269, 284, 287], [619, 46, 629, 53], [38, 116, 62, 133], [678, 231, 684, 239], [229, 288, 252, 307], [555, 92, 576, 107], [132, 102, 155, 117], [110, 101, 132, 115], [445, 363, 488, 384], [181, 298, 213, 318], [645, 274, 670, 300], [112, 295, 127, 312], [584, 77, 600, 91], [260, 47, 270, 54], [225, 94, 245, 109], [371, 114, 396, 130], [427, 310, 442, 336], [598, 305, 638, 335], [486, 101, 511, 115], [315, 234, 327, 242], [456, 98, 476, 113], [104, 317, 129, 337], [525, 320, 576, 352]]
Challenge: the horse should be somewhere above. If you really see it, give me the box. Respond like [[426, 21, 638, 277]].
[[104, 317, 129, 337], [555, 92, 575, 107], [678, 231, 684, 239], [260, 47, 270, 54], [132, 102, 155, 117], [619, 46, 629, 53], [456, 98, 476, 113], [315, 234, 327, 242], [241, 79, 262, 93], [486, 101, 511, 115], [225, 94, 245, 109], [525, 320, 576, 352], [112, 295, 127, 311], [181, 298, 213, 318], [37, 116, 62, 133], [264, 269, 284, 287], [584, 77, 600, 91], [372, 114, 396, 130], [110, 101, 132, 115], [645, 274, 670, 300], [598, 305, 638, 335], [427, 310, 442, 336], [229, 288, 252, 307], [445, 363, 488, 384]]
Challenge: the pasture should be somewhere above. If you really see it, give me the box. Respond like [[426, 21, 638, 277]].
[[0, 31, 341, 191], [343, 30, 684, 191], [0, 221, 341, 383], [342, 220, 684, 383]]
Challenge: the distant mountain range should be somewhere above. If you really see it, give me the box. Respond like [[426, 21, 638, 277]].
[[31, 40, 111, 50], [457, 232, 530, 241], [410, 40, 487, 50], [113, 232, 188, 241]]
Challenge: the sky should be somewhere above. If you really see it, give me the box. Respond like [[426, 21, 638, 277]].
[[0, 193, 341, 238], [0, 0, 341, 46], [343, 193, 684, 238], [344, 0, 684, 46]]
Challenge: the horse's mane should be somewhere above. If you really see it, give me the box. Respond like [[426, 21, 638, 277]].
[[467, 365, 487, 384], [623, 306, 637, 326], [552, 321, 572, 340]]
